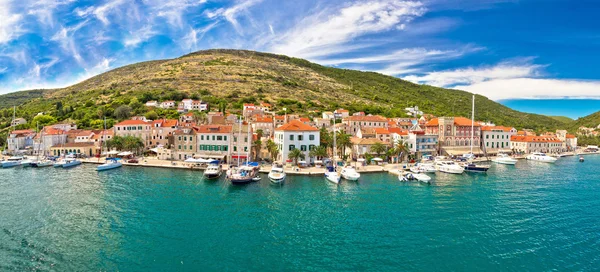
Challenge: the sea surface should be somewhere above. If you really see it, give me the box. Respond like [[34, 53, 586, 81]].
[[1, 156, 600, 271]]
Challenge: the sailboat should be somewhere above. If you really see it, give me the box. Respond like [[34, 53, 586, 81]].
[[325, 127, 341, 184], [31, 123, 53, 167], [462, 95, 490, 173], [228, 118, 259, 184], [97, 117, 122, 171]]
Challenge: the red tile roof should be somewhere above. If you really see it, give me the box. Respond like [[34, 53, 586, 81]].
[[255, 116, 273, 123], [566, 134, 576, 139], [481, 126, 515, 132], [510, 135, 562, 143], [374, 128, 390, 134], [345, 115, 387, 122], [388, 127, 408, 135], [426, 117, 480, 127], [195, 125, 233, 133], [115, 120, 150, 126], [275, 120, 318, 131]]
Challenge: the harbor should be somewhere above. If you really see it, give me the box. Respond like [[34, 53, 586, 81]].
[[1, 154, 600, 271]]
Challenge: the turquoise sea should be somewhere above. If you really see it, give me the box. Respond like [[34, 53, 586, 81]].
[[1, 156, 600, 271]]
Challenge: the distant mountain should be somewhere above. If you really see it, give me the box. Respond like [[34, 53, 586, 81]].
[[570, 111, 600, 131], [548, 116, 574, 124], [0, 49, 565, 131]]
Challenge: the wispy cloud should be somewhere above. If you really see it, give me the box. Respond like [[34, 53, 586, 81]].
[[0, 0, 23, 44], [50, 19, 89, 64], [458, 78, 600, 100], [206, 0, 263, 34], [0, 67, 7, 74], [269, 0, 426, 58], [124, 25, 157, 48]]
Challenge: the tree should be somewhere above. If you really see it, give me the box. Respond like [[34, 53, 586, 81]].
[[309, 145, 328, 160], [370, 142, 387, 157], [288, 148, 305, 165], [115, 105, 132, 120], [393, 139, 410, 163], [145, 111, 159, 120], [192, 111, 207, 124], [336, 132, 352, 159], [266, 139, 279, 161], [32, 115, 57, 127]]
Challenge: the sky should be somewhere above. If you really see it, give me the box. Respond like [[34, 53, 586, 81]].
[[1, 0, 599, 117]]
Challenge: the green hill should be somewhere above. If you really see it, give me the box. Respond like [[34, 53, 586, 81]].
[[569, 111, 600, 131], [548, 116, 574, 124], [0, 49, 565, 133]]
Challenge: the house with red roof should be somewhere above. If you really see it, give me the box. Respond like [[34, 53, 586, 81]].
[[7, 129, 36, 154], [150, 119, 179, 148], [252, 116, 274, 137], [343, 115, 388, 136], [274, 120, 320, 164], [481, 126, 517, 154], [510, 135, 563, 154], [425, 117, 482, 155], [114, 119, 152, 147]]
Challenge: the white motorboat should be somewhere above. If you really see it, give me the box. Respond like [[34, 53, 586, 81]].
[[62, 156, 82, 168], [268, 164, 286, 184], [461, 161, 490, 173], [526, 152, 558, 163], [404, 170, 432, 183], [325, 170, 341, 184], [1, 156, 24, 168], [97, 158, 123, 171], [435, 160, 465, 174], [20, 157, 33, 167], [410, 163, 436, 173], [228, 163, 260, 184], [203, 163, 223, 179], [53, 159, 66, 168], [30, 159, 54, 168], [340, 165, 360, 181], [492, 153, 518, 165]]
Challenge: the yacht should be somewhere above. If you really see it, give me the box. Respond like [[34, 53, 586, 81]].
[[53, 159, 66, 168], [97, 158, 123, 171], [403, 170, 432, 183], [203, 163, 223, 180], [340, 165, 360, 181], [579, 156, 584, 162], [30, 159, 54, 168], [62, 156, 82, 168], [492, 153, 518, 165], [410, 163, 437, 173], [325, 167, 341, 184], [1, 156, 24, 168], [435, 160, 465, 174], [526, 152, 558, 163], [20, 157, 33, 167], [461, 161, 490, 173], [228, 163, 259, 184], [268, 164, 286, 184]]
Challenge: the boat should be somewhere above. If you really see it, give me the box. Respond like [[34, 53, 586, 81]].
[[410, 163, 436, 173], [435, 160, 465, 174], [268, 164, 286, 184], [526, 152, 558, 163], [203, 162, 223, 179], [398, 171, 415, 182], [228, 164, 260, 184], [492, 153, 518, 165], [462, 162, 490, 173], [325, 127, 341, 184], [97, 158, 123, 171], [1, 156, 24, 168], [62, 156, 82, 168], [252, 176, 262, 182], [53, 159, 66, 168], [30, 159, 54, 168], [20, 157, 33, 167], [404, 169, 432, 183], [340, 165, 360, 181], [579, 156, 584, 162]]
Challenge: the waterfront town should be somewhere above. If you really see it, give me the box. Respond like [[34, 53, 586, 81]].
[[3, 98, 584, 170]]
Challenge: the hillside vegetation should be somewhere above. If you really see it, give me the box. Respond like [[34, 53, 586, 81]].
[[0, 49, 567, 136]]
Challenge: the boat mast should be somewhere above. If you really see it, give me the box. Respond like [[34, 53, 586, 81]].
[[333, 125, 337, 170], [237, 116, 242, 167], [470, 94, 474, 155], [100, 117, 106, 162], [246, 121, 251, 163]]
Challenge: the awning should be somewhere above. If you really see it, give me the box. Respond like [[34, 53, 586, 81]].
[[117, 151, 133, 156], [314, 160, 323, 164], [231, 155, 248, 159], [357, 158, 366, 162], [107, 151, 120, 155], [149, 148, 159, 153], [443, 148, 484, 156], [372, 158, 383, 162]]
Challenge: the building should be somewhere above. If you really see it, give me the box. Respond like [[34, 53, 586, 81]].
[[33, 127, 67, 155], [274, 120, 320, 164], [258, 102, 272, 112], [173, 128, 198, 161], [274, 115, 286, 128], [322, 111, 334, 119], [196, 125, 233, 162], [334, 109, 349, 119], [252, 116, 274, 137], [7, 129, 36, 154], [150, 119, 179, 148], [74, 130, 95, 143], [91, 130, 114, 150], [343, 115, 388, 136], [349, 137, 387, 159], [160, 101, 176, 109], [231, 123, 253, 163], [357, 127, 376, 139], [510, 135, 563, 154], [425, 117, 481, 156], [51, 123, 77, 132], [50, 142, 95, 157], [407, 124, 438, 159], [313, 118, 331, 129], [145, 101, 158, 107], [405, 106, 423, 117], [114, 120, 152, 147], [481, 126, 517, 154], [555, 130, 577, 151], [11, 118, 27, 127], [374, 128, 392, 145]]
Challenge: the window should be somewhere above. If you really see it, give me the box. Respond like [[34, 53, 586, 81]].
[[309, 135, 315, 141], [201, 135, 204, 140], [234, 146, 237, 152], [245, 137, 248, 143], [190, 145, 193, 150], [222, 145, 228, 151], [217, 136, 222, 141], [244, 147, 248, 152], [301, 145, 307, 151], [290, 135, 294, 141], [224, 136, 227, 141], [289, 145, 295, 151], [184, 136, 187, 141], [212, 135, 216, 141], [298, 135, 303, 141], [178, 145, 182, 150]]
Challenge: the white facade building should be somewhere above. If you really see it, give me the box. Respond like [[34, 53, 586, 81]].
[[481, 126, 517, 153], [274, 120, 320, 164]]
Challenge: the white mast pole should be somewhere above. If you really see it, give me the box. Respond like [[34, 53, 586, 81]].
[[471, 95, 475, 155], [237, 116, 242, 167]]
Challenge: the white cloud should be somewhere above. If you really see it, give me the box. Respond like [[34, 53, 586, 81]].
[[181, 22, 219, 51], [148, 0, 207, 28], [74, 0, 126, 25], [124, 25, 157, 47], [206, 0, 263, 34], [269, 0, 426, 58], [402, 59, 543, 87], [0, 0, 23, 44], [457, 78, 600, 100], [0, 67, 7, 74], [51, 20, 89, 64], [27, 0, 74, 28]]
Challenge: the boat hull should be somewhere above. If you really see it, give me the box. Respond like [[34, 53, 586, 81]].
[[325, 172, 341, 184], [97, 162, 122, 171], [203, 172, 222, 179], [464, 166, 490, 173], [30, 162, 53, 168], [230, 178, 255, 184], [62, 161, 82, 168], [492, 159, 517, 165], [1, 162, 21, 168], [268, 173, 286, 183]]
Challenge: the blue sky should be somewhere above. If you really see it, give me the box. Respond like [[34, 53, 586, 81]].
[[1, 0, 599, 117]]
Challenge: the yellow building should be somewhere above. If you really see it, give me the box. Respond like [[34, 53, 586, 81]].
[[51, 142, 96, 157]]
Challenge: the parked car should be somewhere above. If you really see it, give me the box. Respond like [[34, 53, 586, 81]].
[[127, 159, 139, 164]]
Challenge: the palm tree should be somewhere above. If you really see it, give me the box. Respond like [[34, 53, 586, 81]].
[[394, 139, 410, 163], [253, 129, 264, 161], [107, 136, 124, 151], [309, 145, 328, 160], [336, 132, 352, 160], [288, 148, 305, 165], [266, 139, 279, 161], [319, 127, 332, 154], [370, 142, 387, 158], [192, 111, 207, 124]]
